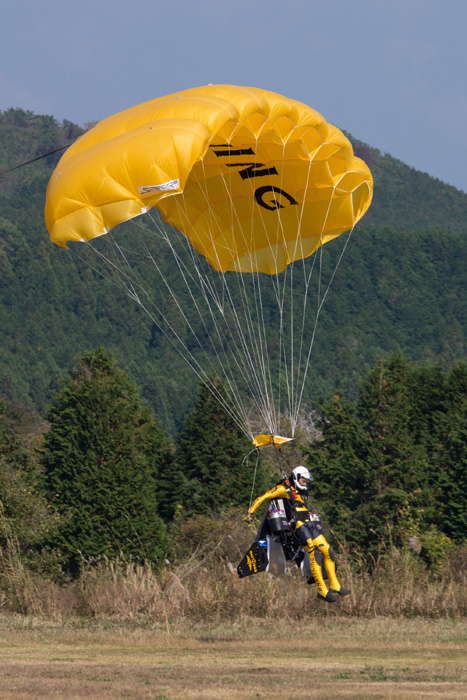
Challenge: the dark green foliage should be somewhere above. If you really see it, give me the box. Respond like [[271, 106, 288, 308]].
[[351, 138, 467, 233], [166, 378, 271, 518], [40, 348, 168, 574], [304, 356, 467, 555], [410, 363, 467, 541], [305, 227, 466, 402], [353, 356, 430, 548], [0, 398, 62, 575]]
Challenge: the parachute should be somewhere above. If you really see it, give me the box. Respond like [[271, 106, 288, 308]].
[[45, 85, 373, 437]]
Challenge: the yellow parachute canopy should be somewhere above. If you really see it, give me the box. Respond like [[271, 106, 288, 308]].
[[45, 85, 373, 274]]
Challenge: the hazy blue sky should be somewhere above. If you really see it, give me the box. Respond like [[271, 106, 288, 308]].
[[1, 0, 466, 192]]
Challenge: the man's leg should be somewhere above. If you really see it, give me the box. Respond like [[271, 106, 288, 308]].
[[313, 533, 350, 596], [295, 524, 337, 603]]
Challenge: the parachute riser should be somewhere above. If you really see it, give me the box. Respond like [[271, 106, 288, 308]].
[[271, 435, 292, 479], [266, 435, 299, 528]]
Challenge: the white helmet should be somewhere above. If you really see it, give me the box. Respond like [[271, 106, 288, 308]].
[[292, 466, 313, 491]]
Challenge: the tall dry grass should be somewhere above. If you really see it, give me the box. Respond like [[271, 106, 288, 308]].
[[0, 502, 43, 615], [1, 510, 466, 621]]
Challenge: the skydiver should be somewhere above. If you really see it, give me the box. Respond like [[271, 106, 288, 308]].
[[245, 466, 350, 603]]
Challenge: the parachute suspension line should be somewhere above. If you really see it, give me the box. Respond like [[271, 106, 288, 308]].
[[76, 131, 355, 441], [287, 152, 316, 435], [230, 124, 299, 435], [171, 159, 262, 409], [271, 437, 292, 480], [223, 120, 295, 434], [140, 212, 253, 435], [68, 237, 136, 300], [254, 127, 293, 432], [290, 184, 332, 432], [290, 246, 319, 436], [143, 212, 229, 373], [269, 121, 311, 433], [168, 168, 272, 431], [71, 223, 252, 439], [285, 139, 341, 431], [171, 145, 280, 434], [168, 119, 342, 439], [266, 134, 289, 433], [224, 130, 281, 432], [289, 129, 349, 435], [76, 170, 353, 444], [242, 134, 278, 431], [245, 447, 261, 512], [278, 131, 302, 434], [284, 129, 310, 433], [286, 232, 323, 435], [249, 123, 323, 438], [292, 223, 356, 431], [252, 266, 279, 431], [258, 126, 316, 438], [143, 207, 252, 432], [150, 190, 266, 436]]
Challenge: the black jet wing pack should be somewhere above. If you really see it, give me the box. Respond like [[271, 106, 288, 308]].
[[237, 498, 327, 582]]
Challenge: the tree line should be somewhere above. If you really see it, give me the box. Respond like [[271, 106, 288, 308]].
[[0, 348, 465, 587], [303, 354, 467, 568], [0, 348, 270, 579]]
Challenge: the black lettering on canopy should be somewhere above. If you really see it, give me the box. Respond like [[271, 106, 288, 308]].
[[210, 145, 255, 157], [255, 186, 299, 211], [209, 145, 278, 180], [226, 163, 278, 180]]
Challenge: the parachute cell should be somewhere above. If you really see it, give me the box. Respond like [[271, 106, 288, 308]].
[[45, 85, 373, 275]]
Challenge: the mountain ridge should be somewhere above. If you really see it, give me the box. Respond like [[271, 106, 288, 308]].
[[0, 108, 465, 433]]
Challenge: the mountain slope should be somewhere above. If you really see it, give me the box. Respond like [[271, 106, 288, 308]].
[[0, 109, 466, 433]]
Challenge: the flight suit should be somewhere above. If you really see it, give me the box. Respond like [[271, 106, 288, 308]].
[[248, 480, 347, 602]]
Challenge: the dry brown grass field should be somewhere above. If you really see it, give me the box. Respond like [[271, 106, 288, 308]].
[[0, 615, 466, 700], [1, 518, 466, 698]]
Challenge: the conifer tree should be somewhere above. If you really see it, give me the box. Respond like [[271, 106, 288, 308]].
[[167, 378, 270, 517], [305, 355, 430, 552], [355, 355, 429, 547], [0, 398, 61, 574], [414, 363, 467, 540], [303, 393, 367, 539], [40, 348, 168, 573]]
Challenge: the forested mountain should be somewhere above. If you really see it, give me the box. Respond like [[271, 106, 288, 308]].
[[0, 108, 466, 434]]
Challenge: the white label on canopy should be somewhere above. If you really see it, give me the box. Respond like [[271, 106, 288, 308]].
[[138, 179, 180, 197]]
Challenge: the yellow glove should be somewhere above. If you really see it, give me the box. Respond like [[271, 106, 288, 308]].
[[243, 513, 253, 524]]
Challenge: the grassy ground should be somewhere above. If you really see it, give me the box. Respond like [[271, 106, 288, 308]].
[[0, 615, 465, 699]]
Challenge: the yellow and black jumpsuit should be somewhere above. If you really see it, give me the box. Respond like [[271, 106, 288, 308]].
[[248, 481, 349, 602]]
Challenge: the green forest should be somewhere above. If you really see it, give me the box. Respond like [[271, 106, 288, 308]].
[[0, 108, 466, 617]]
